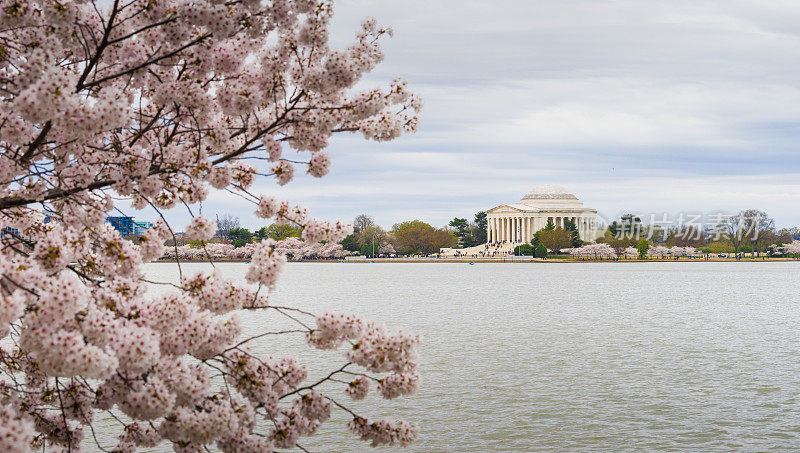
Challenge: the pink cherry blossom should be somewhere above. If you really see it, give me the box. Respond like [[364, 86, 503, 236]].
[[378, 371, 421, 399], [272, 161, 295, 186], [308, 151, 332, 177], [0, 402, 35, 451], [346, 376, 371, 400], [245, 240, 287, 289], [568, 243, 618, 259], [347, 323, 421, 374], [648, 245, 670, 258], [184, 216, 217, 241], [623, 247, 639, 258], [308, 312, 365, 349], [348, 417, 420, 447], [783, 240, 800, 256]]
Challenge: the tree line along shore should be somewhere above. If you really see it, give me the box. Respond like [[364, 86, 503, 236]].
[[154, 210, 799, 262]]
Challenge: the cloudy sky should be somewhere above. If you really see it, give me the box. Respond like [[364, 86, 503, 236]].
[[157, 0, 800, 230]]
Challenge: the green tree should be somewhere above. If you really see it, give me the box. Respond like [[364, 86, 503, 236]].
[[700, 241, 736, 254], [606, 214, 643, 240], [636, 239, 649, 259], [563, 219, 582, 248], [530, 231, 541, 248], [391, 220, 457, 255], [535, 244, 547, 258], [513, 243, 535, 256], [470, 211, 488, 246], [596, 228, 637, 255], [357, 225, 388, 252], [227, 227, 252, 248], [262, 223, 302, 241], [253, 226, 269, 241], [449, 217, 470, 247], [538, 227, 572, 254], [543, 219, 555, 231], [608, 220, 619, 237], [619, 214, 643, 238], [360, 243, 377, 257], [340, 233, 360, 252]]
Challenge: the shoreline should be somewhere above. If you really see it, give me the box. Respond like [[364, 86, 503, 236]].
[[340, 257, 800, 263], [155, 257, 800, 264]]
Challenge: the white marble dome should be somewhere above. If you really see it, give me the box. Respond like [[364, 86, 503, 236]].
[[522, 184, 578, 200]]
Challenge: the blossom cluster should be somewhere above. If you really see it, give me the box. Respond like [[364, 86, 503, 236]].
[[347, 323, 421, 374], [245, 239, 287, 289], [0, 402, 35, 451], [255, 197, 310, 226], [647, 245, 670, 258], [346, 377, 371, 400], [623, 247, 639, 258], [781, 241, 800, 255], [160, 237, 347, 261], [184, 216, 217, 241], [567, 243, 618, 259], [665, 246, 698, 257], [183, 271, 253, 313], [308, 312, 366, 349], [645, 246, 698, 258], [223, 350, 308, 413], [567, 244, 700, 259], [302, 218, 353, 243], [348, 417, 419, 447]]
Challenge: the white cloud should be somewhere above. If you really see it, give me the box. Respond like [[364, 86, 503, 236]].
[[455, 78, 800, 151], [120, 0, 800, 230]]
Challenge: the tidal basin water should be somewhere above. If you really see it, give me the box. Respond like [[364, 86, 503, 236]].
[[133, 261, 800, 452]]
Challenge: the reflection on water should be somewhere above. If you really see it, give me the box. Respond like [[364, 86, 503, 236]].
[[103, 262, 800, 451]]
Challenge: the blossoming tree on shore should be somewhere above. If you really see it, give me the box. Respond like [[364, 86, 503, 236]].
[[568, 244, 617, 259], [781, 240, 800, 259], [647, 246, 671, 259], [160, 239, 346, 260], [669, 246, 697, 257], [0, 0, 422, 451], [623, 247, 639, 259]]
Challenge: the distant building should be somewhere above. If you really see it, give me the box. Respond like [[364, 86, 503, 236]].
[[43, 208, 57, 224], [1, 227, 20, 238], [105, 217, 157, 236], [106, 216, 135, 236], [486, 184, 597, 243], [134, 221, 154, 236]]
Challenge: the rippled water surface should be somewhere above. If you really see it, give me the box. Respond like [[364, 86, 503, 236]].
[[129, 261, 800, 452]]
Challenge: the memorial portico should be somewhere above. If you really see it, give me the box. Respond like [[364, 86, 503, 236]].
[[486, 185, 597, 243]]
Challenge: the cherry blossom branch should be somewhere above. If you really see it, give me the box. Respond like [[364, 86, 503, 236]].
[[80, 33, 213, 91], [75, 0, 121, 91], [282, 363, 352, 398], [223, 330, 309, 353]]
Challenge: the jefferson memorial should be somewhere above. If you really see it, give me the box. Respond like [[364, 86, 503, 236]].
[[486, 185, 597, 243]]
